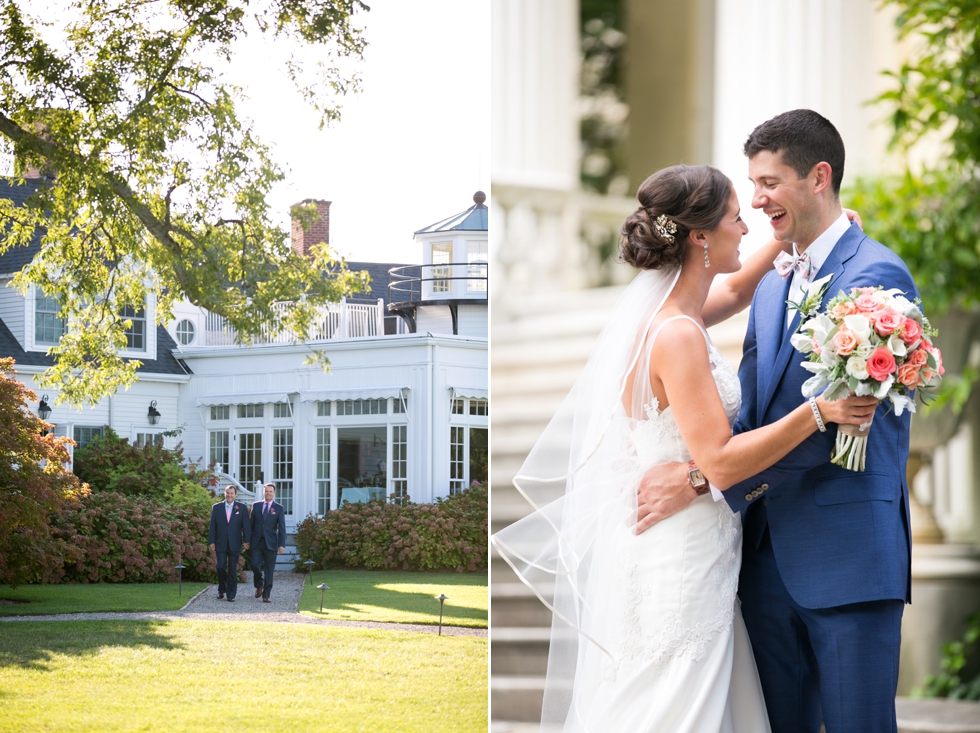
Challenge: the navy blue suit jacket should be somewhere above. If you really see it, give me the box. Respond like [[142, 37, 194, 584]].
[[724, 224, 914, 609], [251, 500, 287, 551], [208, 500, 251, 553]]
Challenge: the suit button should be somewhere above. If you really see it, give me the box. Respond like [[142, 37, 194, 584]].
[[761, 483, 769, 491], [745, 493, 753, 502]]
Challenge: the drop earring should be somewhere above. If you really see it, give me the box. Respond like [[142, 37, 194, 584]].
[[703, 240, 710, 268]]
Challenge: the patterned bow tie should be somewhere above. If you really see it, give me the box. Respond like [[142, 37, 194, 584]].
[[774, 250, 814, 280]]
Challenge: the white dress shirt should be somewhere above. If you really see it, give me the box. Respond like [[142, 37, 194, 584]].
[[785, 213, 851, 327]]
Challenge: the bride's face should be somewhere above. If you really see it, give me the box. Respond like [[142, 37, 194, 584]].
[[704, 189, 748, 273]]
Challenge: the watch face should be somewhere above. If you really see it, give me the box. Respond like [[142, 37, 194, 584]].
[[689, 468, 707, 487]]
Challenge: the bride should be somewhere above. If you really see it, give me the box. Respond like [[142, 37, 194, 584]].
[[490, 165, 877, 733]]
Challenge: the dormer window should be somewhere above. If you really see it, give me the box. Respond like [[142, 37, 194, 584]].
[[35, 289, 65, 345], [121, 306, 146, 350]]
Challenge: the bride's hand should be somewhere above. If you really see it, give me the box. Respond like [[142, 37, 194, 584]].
[[843, 207, 863, 229], [815, 393, 878, 426]]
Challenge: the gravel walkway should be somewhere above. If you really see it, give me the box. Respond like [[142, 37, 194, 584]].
[[0, 572, 487, 638]]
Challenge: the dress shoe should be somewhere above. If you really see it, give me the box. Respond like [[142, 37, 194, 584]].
[[227, 597, 235, 602], [218, 592, 225, 600], [262, 597, 271, 603], [255, 586, 264, 598]]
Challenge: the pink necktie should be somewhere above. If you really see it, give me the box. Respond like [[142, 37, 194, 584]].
[[226, 504, 232, 522], [774, 250, 813, 280], [263, 502, 269, 515]]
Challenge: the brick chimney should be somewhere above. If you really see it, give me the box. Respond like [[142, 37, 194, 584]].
[[290, 198, 331, 259]]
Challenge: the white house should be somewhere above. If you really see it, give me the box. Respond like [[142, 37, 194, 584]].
[[0, 181, 488, 535]]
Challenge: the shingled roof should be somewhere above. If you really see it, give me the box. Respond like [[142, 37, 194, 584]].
[[0, 177, 44, 276]]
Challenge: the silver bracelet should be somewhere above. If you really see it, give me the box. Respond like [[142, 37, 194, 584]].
[[809, 396, 827, 433]]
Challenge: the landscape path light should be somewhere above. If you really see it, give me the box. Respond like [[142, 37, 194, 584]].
[[304, 558, 315, 586], [317, 583, 330, 613], [175, 563, 186, 596], [435, 594, 448, 636]]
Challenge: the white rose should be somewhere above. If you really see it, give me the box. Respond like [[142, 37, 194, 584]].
[[846, 357, 870, 381]]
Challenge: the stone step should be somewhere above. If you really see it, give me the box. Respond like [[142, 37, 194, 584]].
[[491, 336, 598, 372], [491, 364, 584, 397], [490, 675, 547, 724], [896, 697, 980, 733], [489, 722, 541, 733], [491, 584, 553, 629], [491, 626, 551, 675]]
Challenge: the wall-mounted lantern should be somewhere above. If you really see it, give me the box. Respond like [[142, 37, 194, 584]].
[[147, 400, 161, 425], [38, 394, 52, 421]]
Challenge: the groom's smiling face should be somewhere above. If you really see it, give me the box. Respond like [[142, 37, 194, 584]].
[[747, 150, 822, 249]]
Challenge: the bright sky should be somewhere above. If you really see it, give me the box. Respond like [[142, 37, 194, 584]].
[[228, 1, 490, 266]]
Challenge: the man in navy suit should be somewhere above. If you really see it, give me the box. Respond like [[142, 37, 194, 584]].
[[208, 485, 251, 601], [635, 111, 914, 733], [250, 483, 287, 603]]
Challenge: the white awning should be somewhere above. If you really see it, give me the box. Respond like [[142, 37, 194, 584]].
[[299, 386, 410, 403], [449, 386, 488, 400], [195, 392, 293, 407]]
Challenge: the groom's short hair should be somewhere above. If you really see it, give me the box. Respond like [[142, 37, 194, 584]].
[[743, 109, 845, 197]]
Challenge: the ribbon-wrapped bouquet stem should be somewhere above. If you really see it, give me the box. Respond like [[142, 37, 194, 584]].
[[790, 284, 944, 472]]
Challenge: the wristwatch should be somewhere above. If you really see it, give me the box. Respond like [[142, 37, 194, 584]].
[[688, 461, 710, 496]]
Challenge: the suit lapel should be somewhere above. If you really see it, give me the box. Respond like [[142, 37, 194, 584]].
[[757, 224, 865, 419], [755, 273, 793, 419]]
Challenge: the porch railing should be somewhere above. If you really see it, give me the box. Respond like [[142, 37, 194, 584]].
[[203, 298, 385, 347]]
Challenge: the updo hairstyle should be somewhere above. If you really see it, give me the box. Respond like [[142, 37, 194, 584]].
[[619, 165, 734, 271]]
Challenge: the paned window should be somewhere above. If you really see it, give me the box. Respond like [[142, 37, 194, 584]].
[[176, 319, 195, 345], [316, 428, 331, 514], [337, 426, 387, 505], [210, 405, 230, 420], [121, 306, 146, 350], [238, 403, 264, 418], [238, 432, 262, 486], [469, 427, 488, 487], [273, 428, 293, 515], [452, 399, 465, 415], [273, 402, 292, 418], [393, 396, 407, 414], [316, 401, 331, 417], [469, 399, 489, 416], [209, 430, 229, 473], [467, 240, 488, 293], [337, 398, 387, 416], [73, 426, 104, 449], [35, 290, 65, 345], [135, 432, 164, 447], [432, 242, 452, 293], [450, 426, 465, 495], [392, 425, 408, 501]]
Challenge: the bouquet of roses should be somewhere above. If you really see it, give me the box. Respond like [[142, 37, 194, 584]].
[[790, 284, 944, 471]]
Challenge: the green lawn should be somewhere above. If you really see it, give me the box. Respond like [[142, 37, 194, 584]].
[[297, 570, 488, 628], [0, 583, 209, 616], [0, 619, 487, 732]]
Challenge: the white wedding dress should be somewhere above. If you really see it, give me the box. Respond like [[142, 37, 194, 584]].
[[562, 316, 772, 733]]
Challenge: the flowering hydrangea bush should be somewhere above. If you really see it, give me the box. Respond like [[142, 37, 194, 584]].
[[791, 286, 943, 470], [294, 483, 488, 573], [44, 491, 214, 584]]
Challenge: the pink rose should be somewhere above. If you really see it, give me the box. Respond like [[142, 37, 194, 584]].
[[811, 336, 822, 355], [871, 308, 904, 336], [857, 286, 878, 296], [908, 348, 928, 367], [831, 301, 858, 320], [867, 347, 898, 381], [897, 363, 920, 387], [924, 342, 945, 376], [854, 293, 880, 313], [832, 327, 859, 355], [902, 317, 923, 345]]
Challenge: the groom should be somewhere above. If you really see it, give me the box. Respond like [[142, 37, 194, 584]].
[[638, 109, 915, 733]]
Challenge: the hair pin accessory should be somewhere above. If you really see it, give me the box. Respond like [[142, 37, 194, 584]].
[[654, 214, 677, 244]]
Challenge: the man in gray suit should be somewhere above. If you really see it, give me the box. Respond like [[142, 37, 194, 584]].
[[250, 483, 287, 603], [208, 485, 251, 601]]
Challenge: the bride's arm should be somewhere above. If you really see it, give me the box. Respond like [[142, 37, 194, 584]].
[[701, 208, 865, 328], [652, 320, 877, 490], [701, 238, 789, 328]]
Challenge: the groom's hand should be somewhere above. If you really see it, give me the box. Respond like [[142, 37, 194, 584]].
[[635, 462, 695, 534]]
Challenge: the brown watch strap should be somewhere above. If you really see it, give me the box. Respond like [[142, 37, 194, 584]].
[[688, 460, 710, 496]]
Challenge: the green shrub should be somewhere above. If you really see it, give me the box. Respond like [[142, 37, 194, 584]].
[[73, 428, 216, 500], [294, 483, 488, 573], [44, 491, 214, 584], [915, 610, 980, 701]]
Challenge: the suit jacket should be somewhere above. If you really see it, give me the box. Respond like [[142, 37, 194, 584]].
[[208, 500, 251, 553], [251, 500, 287, 551], [724, 223, 915, 609]]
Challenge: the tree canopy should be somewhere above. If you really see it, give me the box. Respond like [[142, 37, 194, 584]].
[[0, 0, 370, 405]]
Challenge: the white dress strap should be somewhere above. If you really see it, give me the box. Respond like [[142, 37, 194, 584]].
[[646, 314, 712, 351]]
